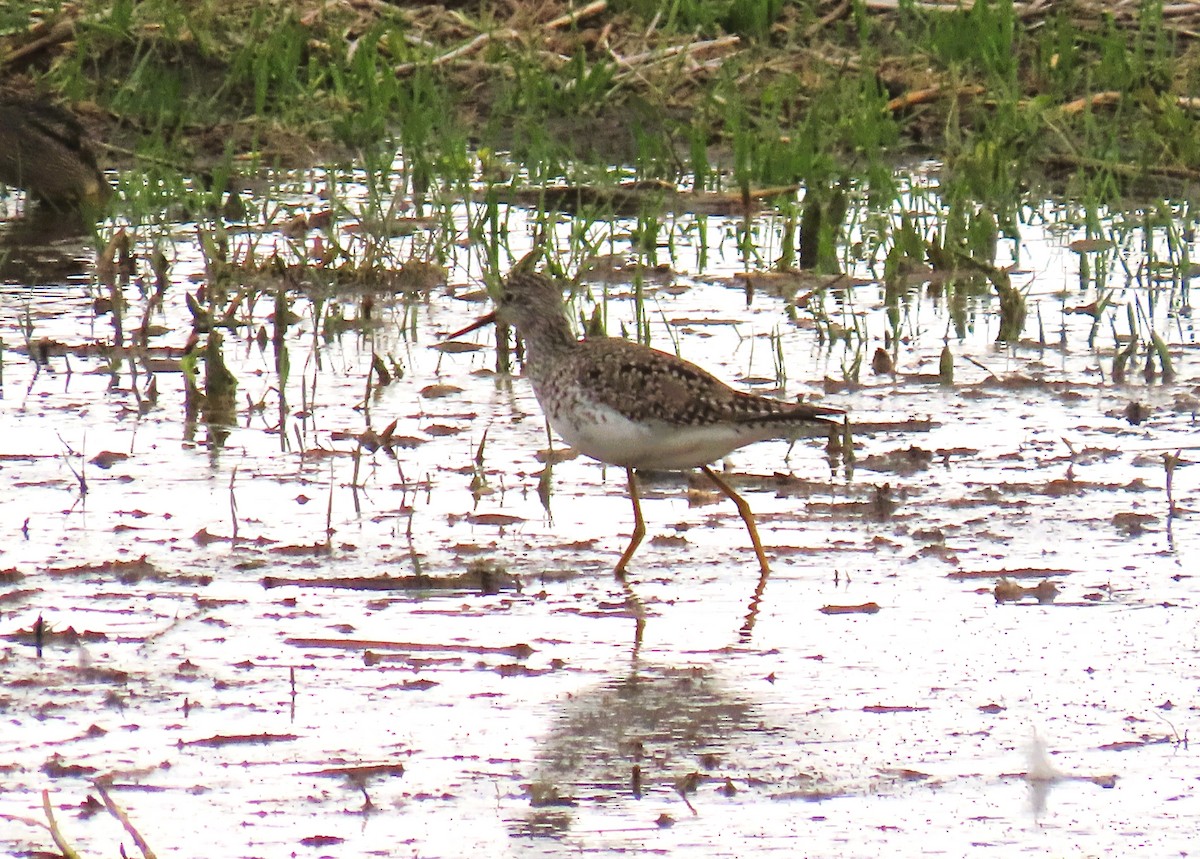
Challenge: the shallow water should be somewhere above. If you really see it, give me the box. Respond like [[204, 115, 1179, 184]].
[[0, 165, 1197, 858]]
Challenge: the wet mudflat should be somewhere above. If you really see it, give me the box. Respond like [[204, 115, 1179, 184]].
[[0, 167, 1197, 858]]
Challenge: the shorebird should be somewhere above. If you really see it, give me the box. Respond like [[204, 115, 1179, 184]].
[[0, 92, 110, 210], [451, 270, 845, 576]]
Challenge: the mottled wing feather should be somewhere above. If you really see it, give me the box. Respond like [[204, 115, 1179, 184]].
[[570, 337, 842, 428]]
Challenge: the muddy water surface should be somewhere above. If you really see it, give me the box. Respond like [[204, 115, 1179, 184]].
[[0, 167, 1197, 857]]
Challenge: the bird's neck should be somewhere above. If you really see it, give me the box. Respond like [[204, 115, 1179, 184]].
[[515, 308, 579, 378]]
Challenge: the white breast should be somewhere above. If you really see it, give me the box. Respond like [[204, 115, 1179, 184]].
[[545, 399, 769, 470]]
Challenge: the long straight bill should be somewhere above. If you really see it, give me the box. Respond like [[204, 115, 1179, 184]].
[[445, 311, 497, 341]]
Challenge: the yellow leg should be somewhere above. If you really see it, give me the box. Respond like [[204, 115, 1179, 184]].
[[701, 465, 770, 573], [614, 467, 646, 578], [613, 467, 647, 645]]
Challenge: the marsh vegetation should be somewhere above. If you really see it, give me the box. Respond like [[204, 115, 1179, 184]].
[[1, 2, 1198, 857]]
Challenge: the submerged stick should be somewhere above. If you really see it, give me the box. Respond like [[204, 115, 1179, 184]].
[[95, 780, 158, 859], [326, 460, 335, 550], [229, 465, 239, 542], [41, 790, 81, 859]]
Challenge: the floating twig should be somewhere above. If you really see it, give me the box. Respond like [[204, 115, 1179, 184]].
[[886, 84, 984, 113], [395, 29, 517, 75], [545, 0, 607, 30]]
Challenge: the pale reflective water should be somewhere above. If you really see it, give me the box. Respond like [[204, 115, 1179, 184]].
[[0, 163, 1197, 857]]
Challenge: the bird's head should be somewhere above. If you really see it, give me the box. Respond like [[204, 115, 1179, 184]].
[[446, 270, 568, 341]]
